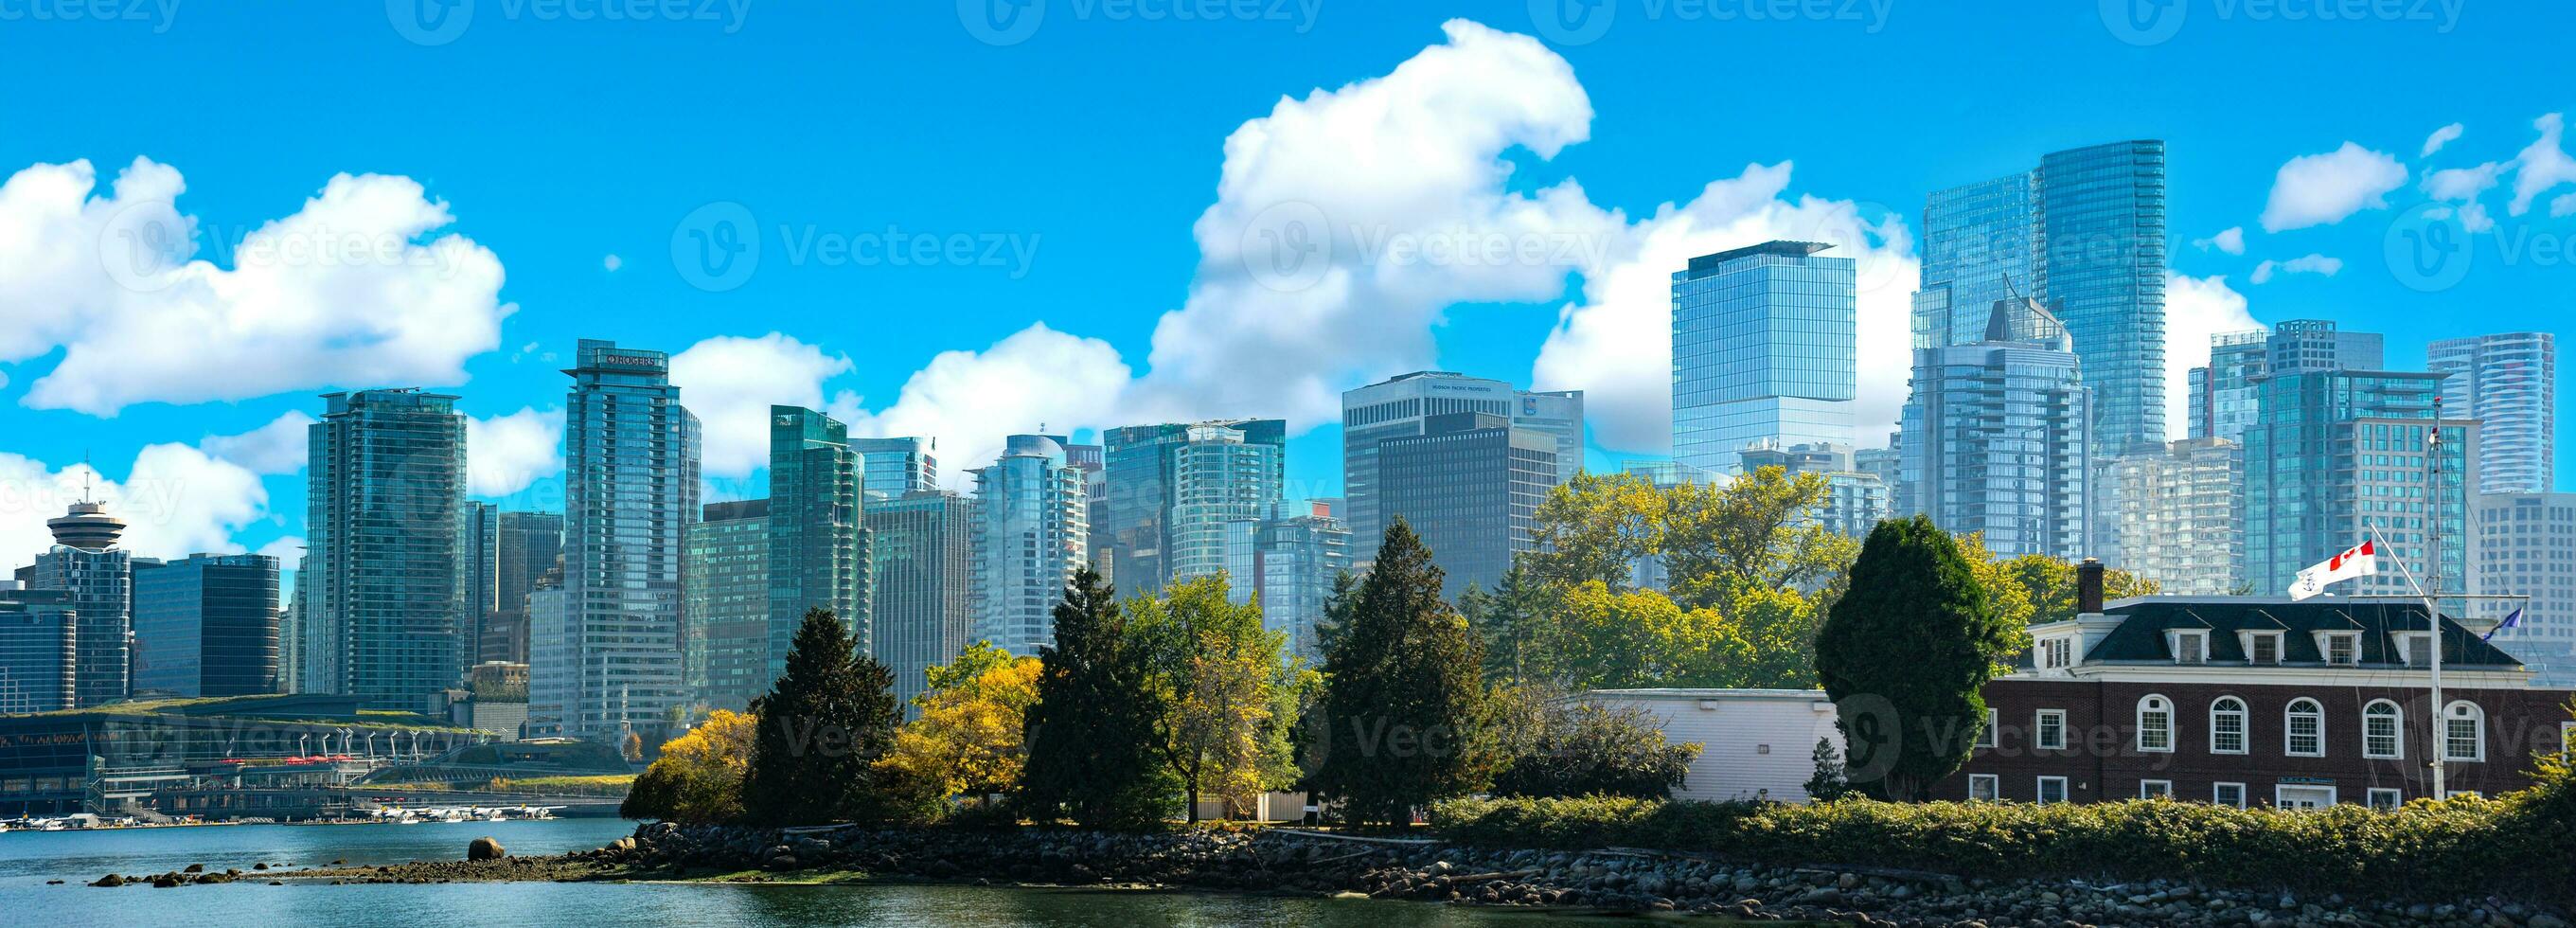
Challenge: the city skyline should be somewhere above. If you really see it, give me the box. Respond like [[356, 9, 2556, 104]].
[[5, 7, 2574, 569]]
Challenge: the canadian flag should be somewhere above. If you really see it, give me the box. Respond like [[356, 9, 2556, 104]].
[[2288, 540, 2378, 600]]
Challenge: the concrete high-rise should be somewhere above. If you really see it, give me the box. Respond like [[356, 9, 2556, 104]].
[[28, 500, 133, 707], [2104, 437, 2243, 596], [1341, 371, 1583, 565], [2470, 492, 2576, 687], [542, 340, 701, 741], [1671, 241, 1857, 476], [1376, 412, 1560, 595], [768, 406, 866, 668], [866, 490, 977, 709], [1101, 419, 1285, 593], [969, 435, 1090, 657], [132, 553, 280, 697], [1897, 298, 2093, 559], [2430, 332, 2554, 494], [305, 389, 469, 711], [684, 499, 770, 712]]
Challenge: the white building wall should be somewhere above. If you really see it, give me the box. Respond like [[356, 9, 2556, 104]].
[[1580, 688, 1844, 803]]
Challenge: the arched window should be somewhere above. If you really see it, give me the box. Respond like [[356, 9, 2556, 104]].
[[2363, 700, 2403, 759], [2285, 698, 2325, 757], [2442, 701, 2485, 762], [2210, 697, 2248, 755], [2137, 694, 2175, 753]]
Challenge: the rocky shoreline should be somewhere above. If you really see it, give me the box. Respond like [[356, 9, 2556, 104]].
[[103, 821, 2571, 928]]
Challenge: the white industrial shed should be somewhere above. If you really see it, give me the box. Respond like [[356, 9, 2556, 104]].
[[1579, 688, 1845, 803]]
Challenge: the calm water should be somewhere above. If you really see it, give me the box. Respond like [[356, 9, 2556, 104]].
[[3, 819, 1667, 927]]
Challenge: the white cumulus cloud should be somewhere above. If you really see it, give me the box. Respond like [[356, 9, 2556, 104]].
[[669, 332, 855, 479], [2423, 162, 2504, 202], [198, 411, 316, 475], [2260, 143, 2407, 232], [2249, 253, 2343, 284], [2508, 113, 2576, 217], [828, 323, 1133, 489], [0, 158, 512, 416], [2422, 123, 2464, 158], [466, 407, 565, 497], [0, 446, 271, 565], [2193, 226, 2246, 255], [2162, 273, 2263, 440]]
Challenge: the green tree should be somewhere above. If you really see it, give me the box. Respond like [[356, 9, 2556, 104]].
[[1021, 566, 1175, 829], [1553, 580, 1755, 690], [1129, 574, 1301, 821], [1814, 516, 2023, 801], [879, 641, 1041, 810], [1488, 700, 1700, 800], [1999, 554, 2162, 626], [740, 608, 908, 825], [1457, 564, 1560, 686], [1660, 466, 1857, 609], [1310, 518, 1488, 828], [1521, 472, 1665, 589], [621, 708, 755, 823], [1803, 737, 1852, 803]]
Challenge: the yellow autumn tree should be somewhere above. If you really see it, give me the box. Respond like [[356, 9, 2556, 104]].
[[619, 708, 755, 823], [879, 642, 1041, 807]]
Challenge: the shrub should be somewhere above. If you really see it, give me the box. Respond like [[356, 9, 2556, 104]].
[[1430, 763, 2576, 908], [1489, 701, 1699, 801]]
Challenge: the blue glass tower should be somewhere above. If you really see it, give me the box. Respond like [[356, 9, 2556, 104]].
[[1671, 241, 1857, 476], [1897, 299, 2094, 559]]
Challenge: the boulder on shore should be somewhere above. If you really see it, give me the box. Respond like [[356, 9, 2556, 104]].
[[468, 837, 506, 862]]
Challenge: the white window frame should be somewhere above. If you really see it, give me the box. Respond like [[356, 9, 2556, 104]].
[[2285, 698, 2326, 758], [1979, 708, 1999, 749], [2212, 782, 2247, 809], [2034, 708, 2068, 751], [2140, 779, 2173, 799], [2274, 784, 2337, 810], [2442, 701, 2486, 762], [2395, 632, 2434, 667], [1967, 774, 1999, 802], [2169, 630, 2210, 665], [2318, 632, 2361, 666], [2445, 790, 2483, 799], [2209, 696, 2248, 755], [2363, 700, 2404, 760], [2039, 636, 2074, 671], [2035, 776, 2069, 806], [2241, 631, 2284, 665], [2366, 787, 2404, 812], [2136, 694, 2175, 753]]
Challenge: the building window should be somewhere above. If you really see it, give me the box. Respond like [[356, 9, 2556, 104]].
[[2321, 633, 2360, 666], [2562, 722, 2575, 754], [2363, 700, 2404, 759], [2367, 788, 2404, 812], [2035, 709, 2067, 751], [2137, 695, 2175, 753], [1980, 708, 1999, 749], [1968, 774, 1999, 802], [2140, 779, 2173, 799], [2210, 696, 2247, 755], [2036, 776, 2069, 806], [2040, 636, 2073, 670], [2443, 702, 2485, 762], [2212, 782, 2247, 809], [2397, 633, 2434, 667], [2170, 630, 2209, 665], [2285, 698, 2326, 757], [2244, 632, 2283, 665]]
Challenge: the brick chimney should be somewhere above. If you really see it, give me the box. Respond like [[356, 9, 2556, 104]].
[[2077, 558, 2105, 615]]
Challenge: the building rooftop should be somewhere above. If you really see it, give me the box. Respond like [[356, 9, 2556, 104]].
[[2079, 598, 2522, 669]]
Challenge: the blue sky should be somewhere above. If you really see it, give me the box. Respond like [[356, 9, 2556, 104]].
[[0, 0, 2568, 565]]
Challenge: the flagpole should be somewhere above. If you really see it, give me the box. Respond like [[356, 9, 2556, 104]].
[[2364, 512, 2442, 798], [2425, 406, 2447, 800]]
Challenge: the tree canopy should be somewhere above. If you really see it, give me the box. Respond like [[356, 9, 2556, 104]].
[[1814, 516, 2023, 801], [740, 608, 909, 825], [879, 641, 1040, 807], [1020, 566, 1175, 829], [1310, 518, 1488, 828], [1128, 574, 1306, 821], [621, 708, 755, 824]]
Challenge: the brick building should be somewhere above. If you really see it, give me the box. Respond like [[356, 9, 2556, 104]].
[[1939, 564, 2575, 809]]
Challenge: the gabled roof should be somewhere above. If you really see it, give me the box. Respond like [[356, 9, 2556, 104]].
[[2079, 598, 2521, 669]]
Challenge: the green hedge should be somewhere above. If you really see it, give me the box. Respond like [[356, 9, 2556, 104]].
[[1430, 763, 2576, 907]]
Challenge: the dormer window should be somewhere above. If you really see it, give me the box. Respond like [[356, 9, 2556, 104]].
[[2318, 633, 2360, 666], [2395, 632, 2435, 667], [2039, 636, 2074, 671], [2242, 631, 2284, 666], [2168, 630, 2210, 665]]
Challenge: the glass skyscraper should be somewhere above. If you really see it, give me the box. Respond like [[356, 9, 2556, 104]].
[[305, 389, 468, 711], [768, 405, 866, 666], [2244, 362, 2477, 599], [1897, 298, 2093, 559], [866, 490, 976, 710], [2430, 331, 2554, 494], [1101, 419, 1286, 593], [969, 434, 1090, 657], [1376, 412, 1560, 595], [851, 436, 939, 500], [1341, 371, 1583, 566], [684, 499, 770, 713], [0, 586, 77, 714], [544, 340, 701, 741], [29, 501, 133, 707], [1220, 500, 1349, 663], [1671, 241, 1857, 476], [132, 553, 280, 697], [1735, 440, 1890, 539], [1914, 173, 2036, 351], [481, 510, 563, 665], [2187, 330, 2268, 442]]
